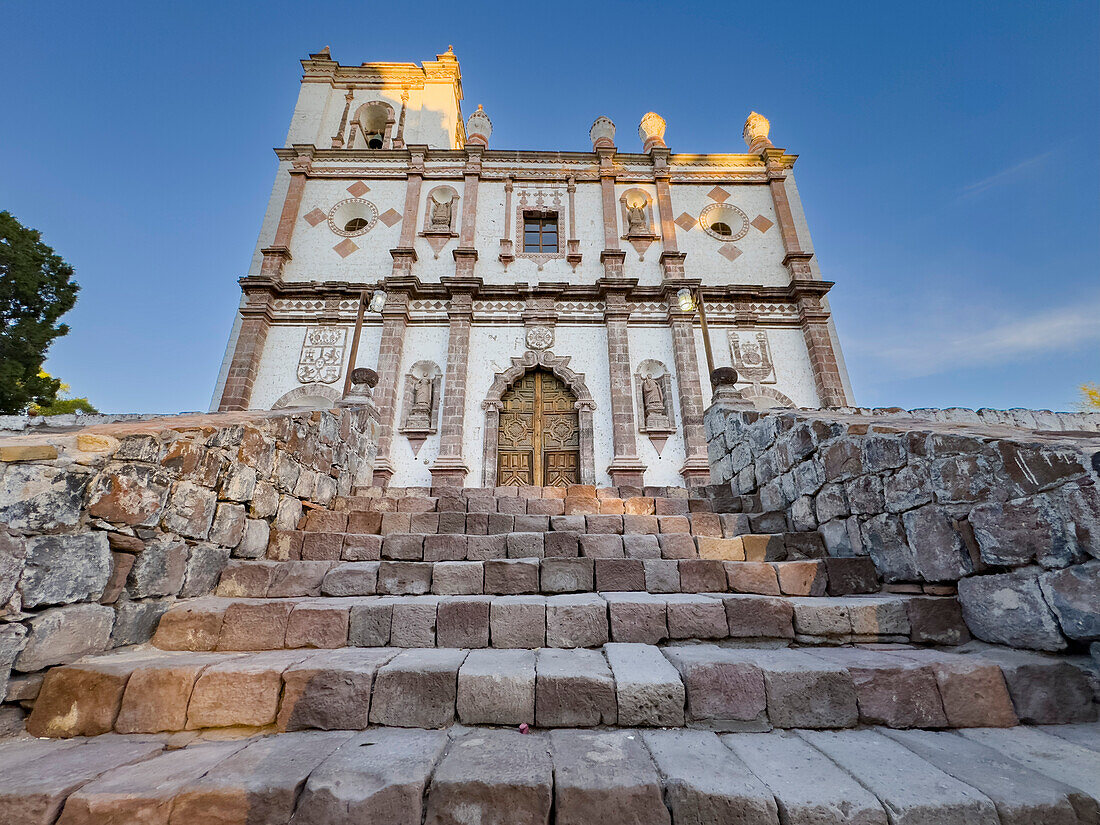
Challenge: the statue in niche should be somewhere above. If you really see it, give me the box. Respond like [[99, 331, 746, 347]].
[[642, 375, 669, 429], [408, 375, 434, 428], [430, 197, 453, 231], [626, 202, 648, 235]]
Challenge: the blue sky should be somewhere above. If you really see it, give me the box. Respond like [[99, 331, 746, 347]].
[[2, 1, 1097, 413]]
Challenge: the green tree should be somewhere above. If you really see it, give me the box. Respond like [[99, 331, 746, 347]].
[[26, 372, 98, 416], [0, 211, 80, 414]]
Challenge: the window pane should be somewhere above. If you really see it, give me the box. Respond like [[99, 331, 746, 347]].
[[544, 239, 558, 252]]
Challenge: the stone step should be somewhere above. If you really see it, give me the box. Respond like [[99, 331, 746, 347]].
[[296, 510, 759, 538], [270, 526, 828, 564], [25, 642, 1094, 738], [217, 555, 880, 599], [0, 726, 1091, 824], [153, 592, 961, 651], [154, 592, 965, 651]]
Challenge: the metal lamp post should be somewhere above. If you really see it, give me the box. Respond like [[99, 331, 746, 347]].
[[343, 288, 388, 398], [676, 287, 715, 379]]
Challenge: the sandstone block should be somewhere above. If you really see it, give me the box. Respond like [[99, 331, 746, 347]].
[[489, 595, 546, 648], [114, 653, 224, 734], [579, 533, 624, 559], [605, 592, 668, 643], [467, 534, 507, 559], [752, 649, 858, 729], [657, 533, 696, 559], [370, 648, 467, 728], [606, 642, 684, 726], [695, 536, 746, 561], [430, 560, 483, 594], [278, 648, 396, 731], [217, 599, 294, 650], [824, 556, 879, 594], [890, 648, 1019, 728], [321, 561, 379, 596], [679, 559, 726, 592], [27, 654, 148, 737], [665, 594, 728, 639], [623, 514, 660, 534], [285, 602, 350, 649], [301, 532, 344, 561], [550, 730, 669, 825], [720, 594, 794, 639], [382, 533, 424, 561], [546, 594, 608, 647], [268, 560, 335, 598], [484, 558, 538, 594], [423, 534, 467, 561], [187, 650, 309, 728], [810, 648, 948, 728], [775, 560, 827, 596], [348, 599, 392, 646], [389, 596, 440, 647], [506, 531, 544, 559], [595, 558, 644, 591], [643, 559, 681, 593], [378, 561, 432, 595], [725, 560, 781, 594], [541, 556, 593, 592], [437, 596, 490, 648], [663, 646, 767, 724], [622, 533, 661, 559], [543, 531, 580, 557], [457, 648, 536, 725], [535, 648, 616, 726], [152, 599, 225, 651], [341, 533, 381, 561]]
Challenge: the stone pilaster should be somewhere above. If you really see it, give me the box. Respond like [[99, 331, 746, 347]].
[[764, 148, 848, 406], [260, 146, 312, 278], [370, 289, 410, 485], [665, 289, 711, 486], [218, 285, 274, 411], [601, 284, 647, 486], [431, 282, 479, 486]]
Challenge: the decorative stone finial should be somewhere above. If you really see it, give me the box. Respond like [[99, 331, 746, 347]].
[[339, 367, 380, 409], [466, 104, 492, 147], [351, 367, 379, 389], [743, 111, 771, 152], [638, 112, 667, 152], [589, 116, 616, 150], [709, 366, 754, 410]]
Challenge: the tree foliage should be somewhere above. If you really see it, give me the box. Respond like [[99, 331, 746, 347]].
[[0, 211, 80, 414], [1079, 383, 1100, 411], [26, 372, 98, 416]]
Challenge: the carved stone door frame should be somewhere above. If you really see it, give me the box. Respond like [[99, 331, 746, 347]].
[[482, 350, 596, 487]]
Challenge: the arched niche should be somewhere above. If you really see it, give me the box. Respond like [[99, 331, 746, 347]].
[[481, 350, 596, 487], [350, 101, 396, 149], [271, 383, 340, 409]]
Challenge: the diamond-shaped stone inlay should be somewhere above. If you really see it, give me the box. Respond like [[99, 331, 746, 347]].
[[707, 186, 730, 203], [303, 208, 327, 227], [675, 212, 696, 232], [347, 181, 370, 197], [333, 238, 359, 258], [378, 208, 402, 227], [751, 215, 774, 233], [718, 244, 742, 262]]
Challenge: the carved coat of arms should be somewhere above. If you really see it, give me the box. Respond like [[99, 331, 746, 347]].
[[728, 331, 775, 383], [297, 326, 347, 384]]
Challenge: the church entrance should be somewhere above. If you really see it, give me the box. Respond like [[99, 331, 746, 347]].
[[497, 369, 580, 487]]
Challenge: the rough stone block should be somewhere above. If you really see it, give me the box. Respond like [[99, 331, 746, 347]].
[[541, 556, 593, 592], [127, 536, 188, 598], [20, 533, 111, 609], [623, 514, 660, 534], [506, 532, 544, 559], [665, 594, 728, 639], [467, 534, 507, 560], [456, 648, 536, 725], [484, 558, 538, 594], [643, 559, 681, 593], [959, 567, 1066, 651], [490, 595, 546, 648], [382, 533, 425, 561], [606, 592, 668, 643], [268, 560, 334, 598], [658, 533, 696, 559], [349, 599, 393, 647], [294, 729, 448, 825], [775, 560, 828, 596], [423, 534, 467, 562], [725, 561, 781, 595], [278, 648, 395, 731], [891, 649, 1019, 728], [973, 647, 1096, 724], [720, 594, 794, 639], [437, 596, 490, 648], [389, 596, 440, 647], [752, 649, 858, 729], [696, 536, 746, 561], [285, 602, 350, 649], [430, 560, 483, 594], [369, 648, 467, 728], [606, 642, 684, 726], [595, 558, 645, 591], [679, 559, 727, 592], [186, 650, 308, 728], [824, 556, 879, 594], [152, 599, 225, 651], [217, 599, 295, 650], [663, 645, 768, 724], [622, 533, 661, 559], [377, 561, 432, 595], [424, 730, 552, 825], [16, 603, 114, 672], [579, 534, 624, 559], [26, 654, 146, 737], [546, 594, 608, 648], [544, 531, 580, 558], [658, 515, 691, 533], [535, 648, 616, 726], [810, 648, 948, 728]]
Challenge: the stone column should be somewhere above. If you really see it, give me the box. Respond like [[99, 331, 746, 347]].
[[601, 285, 646, 487], [219, 148, 312, 410], [370, 290, 410, 486], [666, 291, 711, 486], [431, 283, 478, 486], [764, 147, 848, 406], [218, 286, 273, 411]]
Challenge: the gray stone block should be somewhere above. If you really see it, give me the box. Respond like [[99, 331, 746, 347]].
[[536, 648, 616, 726], [377, 561, 432, 595], [545, 594, 608, 648], [16, 603, 114, 672], [321, 562, 379, 596], [550, 730, 668, 824], [430, 560, 483, 595], [457, 649, 535, 725], [751, 649, 858, 729], [605, 642, 684, 726], [389, 596, 440, 648], [959, 567, 1067, 651], [664, 594, 728, 639], [490, 595, 546, 648], [484, 559, 538, 594], [643, 559, 681, 593], [541, 557, 593, 593], [663, 646, 767, 726], [437, 596, 490, 648], [19, 533, 111, 609], [801, 729, 999, 825], [278, 648, 396, 731], [643, 729, 780, 825], [579, 533, 624, 558], [424, 730, 552, 825], [467, 534, 507, 560], [604, 592, 668, 643], [423, 534, 467, 562], [370, 648, 468, 728], [349, 599, 392, 646]]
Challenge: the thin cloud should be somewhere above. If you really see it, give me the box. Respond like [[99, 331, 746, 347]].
[[960, 149, 1057, 198], [863, 298, 1100, 378]]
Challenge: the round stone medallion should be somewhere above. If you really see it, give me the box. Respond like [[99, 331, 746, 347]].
[[526, 326, 554, 350]]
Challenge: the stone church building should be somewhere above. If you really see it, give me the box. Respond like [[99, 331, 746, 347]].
[[212, 47, 853, 489]]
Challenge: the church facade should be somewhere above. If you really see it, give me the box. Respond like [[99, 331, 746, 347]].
[[212, 48, 853, 488]]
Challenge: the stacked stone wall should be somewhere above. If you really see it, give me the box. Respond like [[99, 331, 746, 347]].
[[0, 407, 377, 700], [705, 404, 1100, 654]]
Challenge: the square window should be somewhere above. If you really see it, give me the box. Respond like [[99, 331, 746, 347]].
[[522, 211, 559, 253]]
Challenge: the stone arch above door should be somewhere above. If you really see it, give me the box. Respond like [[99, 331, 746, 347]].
[[271, 383, 340, 409], [481, 350, 596, 487]]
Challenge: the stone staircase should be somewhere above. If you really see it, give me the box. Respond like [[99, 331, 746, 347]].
[[4, 484, 1098, 824]]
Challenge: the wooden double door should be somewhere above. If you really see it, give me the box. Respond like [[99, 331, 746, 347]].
[[497, 369, 580, 487]]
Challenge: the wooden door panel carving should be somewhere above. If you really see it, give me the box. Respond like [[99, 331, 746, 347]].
[[498, 369, 579, 487]]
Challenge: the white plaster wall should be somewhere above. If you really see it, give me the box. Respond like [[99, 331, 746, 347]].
[[282, 178, 408, 283], [285, 82, 332, 147], [388, 324, 450, 486], [463, 325, 527, 487], [248, 161, 293, 274], [248, 324, 352, 410], [698, 323, 820, 409], [669, 183, 790, 286]]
